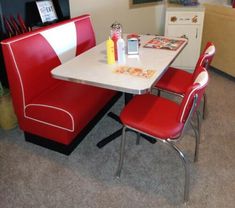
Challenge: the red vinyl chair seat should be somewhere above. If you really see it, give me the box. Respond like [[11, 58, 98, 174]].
[[156, 67, 192, 95], [120, 94, 184, 139], [154, 42, 215, 120], [155, 42, 215, 95], [116, 67, 209, 202]]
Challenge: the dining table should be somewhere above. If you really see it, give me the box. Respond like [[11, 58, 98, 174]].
[[51, 34, 188, 148]]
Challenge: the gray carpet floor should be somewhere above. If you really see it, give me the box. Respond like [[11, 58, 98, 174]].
[[0, 69, 235, 208]]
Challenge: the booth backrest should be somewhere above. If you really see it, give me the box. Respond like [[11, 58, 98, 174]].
[[1, 15, 95, 119]]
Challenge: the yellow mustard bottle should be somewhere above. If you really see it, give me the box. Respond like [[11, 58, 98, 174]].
[[106, 37, 115, 64]]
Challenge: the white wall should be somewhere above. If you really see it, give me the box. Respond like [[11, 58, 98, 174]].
[[69, 0, 165, 43], [69, 0, 229, 44], [200, 0, 229, 4]]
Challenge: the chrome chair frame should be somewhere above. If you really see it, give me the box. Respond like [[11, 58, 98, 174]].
[[115, 94, 199, 202], [154, 44, 215, 120], [156, 84, 207, 121]]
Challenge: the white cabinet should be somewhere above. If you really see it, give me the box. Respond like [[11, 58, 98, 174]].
[[164, 6, 204, 71]]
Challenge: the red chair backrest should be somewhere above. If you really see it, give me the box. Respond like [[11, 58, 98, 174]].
[[192, 42, 215, 81], [178, 67, 209, 123]]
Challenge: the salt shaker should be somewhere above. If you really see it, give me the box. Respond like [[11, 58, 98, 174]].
[[117, 37, 126, 64]]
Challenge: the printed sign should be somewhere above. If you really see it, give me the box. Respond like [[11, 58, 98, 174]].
[[36, 0, 58, 23]]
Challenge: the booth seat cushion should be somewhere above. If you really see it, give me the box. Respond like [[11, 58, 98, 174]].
[[1, 14, 119, 153], [24, 81, 116, 144]]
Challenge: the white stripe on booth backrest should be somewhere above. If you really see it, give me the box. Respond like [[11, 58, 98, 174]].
[[40, 22, 77, 64]]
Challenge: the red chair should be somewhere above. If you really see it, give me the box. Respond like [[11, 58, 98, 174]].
[[115, 66, 209, 202], [154, 42, 215, 119]]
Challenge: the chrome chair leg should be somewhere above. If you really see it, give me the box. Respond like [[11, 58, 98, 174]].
[[202, 93, 207, 120], [165, 140, 190, 202], [196, 111, 201, 144], [193, 114, 200, 162], [190, 120, 199, 162], [115, 126, 127, 178], [136, 132, 141, 145], [194, 129, 199, 162]]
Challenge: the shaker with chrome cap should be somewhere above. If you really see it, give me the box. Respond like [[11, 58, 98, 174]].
[[110, 21, 122, 39]]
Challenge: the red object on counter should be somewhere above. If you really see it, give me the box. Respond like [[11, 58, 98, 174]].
[[233, 0, 235, 8], [127, 33, 139, 39], [112, 33, 118, 61]]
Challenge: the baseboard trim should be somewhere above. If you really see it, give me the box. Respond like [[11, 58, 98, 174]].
[[209, 66, 235, 81]]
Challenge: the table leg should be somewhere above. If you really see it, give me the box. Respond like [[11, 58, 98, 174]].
[[97, 128, 123, 148], [107, 93, 132, 124], [97, 92, 156, 149], [97, 128, 156, 149], [124, 93, 133, 105], [107, 112, 121, 124]]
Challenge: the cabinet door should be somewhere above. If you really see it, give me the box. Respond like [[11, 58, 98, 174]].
[[166, 25, 201, 70]]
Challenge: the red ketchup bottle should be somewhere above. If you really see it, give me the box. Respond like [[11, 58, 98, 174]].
[[110, 22, 122, 61], [112, 33, 118, 61]]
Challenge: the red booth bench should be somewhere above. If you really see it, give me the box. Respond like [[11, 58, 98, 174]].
[[1, 15, 120, 155]]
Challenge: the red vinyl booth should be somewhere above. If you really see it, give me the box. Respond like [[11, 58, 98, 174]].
[[1, 15, 119, 155]]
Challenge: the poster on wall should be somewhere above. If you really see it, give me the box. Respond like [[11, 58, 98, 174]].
[[36, 0, 58, 23]]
